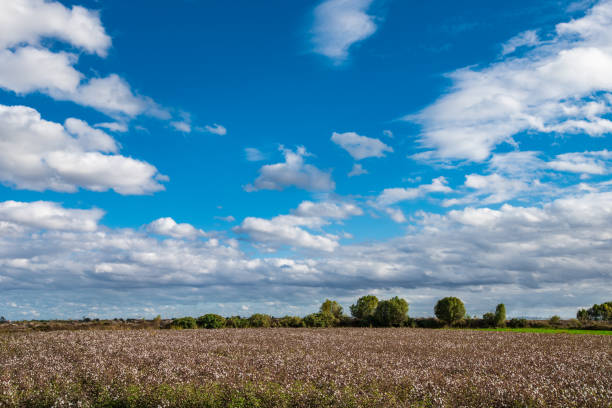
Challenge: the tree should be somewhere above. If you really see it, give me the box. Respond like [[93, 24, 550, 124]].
[[373, 297, 409, 327], [587, 301, 612, 321], [304, 312, 336, 327], [549, 315, 561, 326], [248, 313, 272, 328], [350, 295, 378, 323], [434, 297, 466, 326], [494, 303, 506, 327], [171, 317, 197, 329], [196, 314, 226, 329], [320, 299, 343, 319], [577, 308, 589, 321]]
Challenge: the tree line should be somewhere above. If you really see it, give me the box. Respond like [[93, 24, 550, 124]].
[[169, 297, 612, 330]]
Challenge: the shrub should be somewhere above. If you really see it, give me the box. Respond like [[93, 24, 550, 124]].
[[507, 318, 528, 328], [171, 317, 197, 329], [225, 316, 249, 328], [373, 297, 409, 327], [434, 297, 466, 326], [196, 314, 226, 329], [303, 312, 337, 327], [350, 295, 378, 324], [277, 316, 304, 328], [482, 312, 496, 327], [248, 313, 272, 328], [549, 315, 561, 326]]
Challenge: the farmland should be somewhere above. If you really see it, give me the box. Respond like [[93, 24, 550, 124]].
[[1, 328, 610, 407]]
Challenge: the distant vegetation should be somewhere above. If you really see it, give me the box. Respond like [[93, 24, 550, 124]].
[[1, 298, 611, 333]]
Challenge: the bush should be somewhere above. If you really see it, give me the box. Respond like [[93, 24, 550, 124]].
[[320, 300, 343, 319], [434, 297, 466, 326], [248, 313, 272, 328], [196, 314, 226, 329], [303, 312, 336, 327], [549, 315, 561, 326], [225, 316, 249, 328], [507, 318, 528, 328], [277, 316, 304, 328], [373, 297, 409, 327], [482, 312, 496, 327], [350, 295, 378, 324], [171, 317, 197, 329]]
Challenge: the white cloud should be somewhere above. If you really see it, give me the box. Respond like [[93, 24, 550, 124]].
[[464, 173, 530, 204], [204, 123, 227, 136], [382, 129, 393, 138], [348, 163, 368, 177], [0, 1, 165, 119], [245, 147, 266, 162], [501, 30, 540, 55], [235, 215, 340, 252], [147, 217, 205, 240], [376, 177, 452, 206], [294, 200, 362, 219], [547, 150, 612, 175], [235, 200, 361, 252], [0, 0, 111, 56], [64, 118, 118, 153], [95, 122, 128, 133], [384, 207, 406, 223], [245, 146, 335, 192], [311, 0, 377, 62], [409, 0, 612, 161], [170, 121, 191, 133], [0, 47, 81, 94], [1, 192, 612, 317], [215, 215, 236, 223], [0, 200, 103, 232], [331, 131, 393, 160], [0, 104, 166, 194]]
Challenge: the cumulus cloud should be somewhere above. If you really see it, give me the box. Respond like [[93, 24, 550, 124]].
[[245, 146, 335, 192], [2, 191, 611, 318], [235, 200, 362, 252], [0, 0, 164, 118], [0, 104, 166, 194], [95, 122, 128, 133], [0, 200, 103, 232], [0, 0, 111, 56], [348, 163, 368, 177], [376, 177, 452, 206], [235, 215, 340, 252], [409, 0, 612, 161], [147, 217, 205, 239], [170, 121, 191, 133], [547, 150, 612, 175], [204, 123, 227, 136], [331, 131, 393, 160], [311, 0, 378, 62]]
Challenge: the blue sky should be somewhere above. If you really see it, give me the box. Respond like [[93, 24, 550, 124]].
[[1, 0, 611, 319]]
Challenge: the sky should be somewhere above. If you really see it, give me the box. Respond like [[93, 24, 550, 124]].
[[1, 0, 611, 320]]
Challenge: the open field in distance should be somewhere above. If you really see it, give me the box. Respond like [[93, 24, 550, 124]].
[[0, 328, 610, 407]]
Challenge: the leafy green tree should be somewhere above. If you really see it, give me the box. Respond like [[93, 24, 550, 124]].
[[587, 301, 612, 321], [303, 312, 336, 327], [494, 304, 506, 327], [171, 317, 197, 329], [434, 297, 466, 326], [482, 312, 496, 327], [248, 313, 272, 328], [196, 314, 226, 329], [225, 316, 249, 328], [373, 297, 409, 327], [278, 316, 304, 328], [577, 308, 589, 321], [320, 299, 343, 319], [549, 315, 561, 326], [350, 295, 378, 323]]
